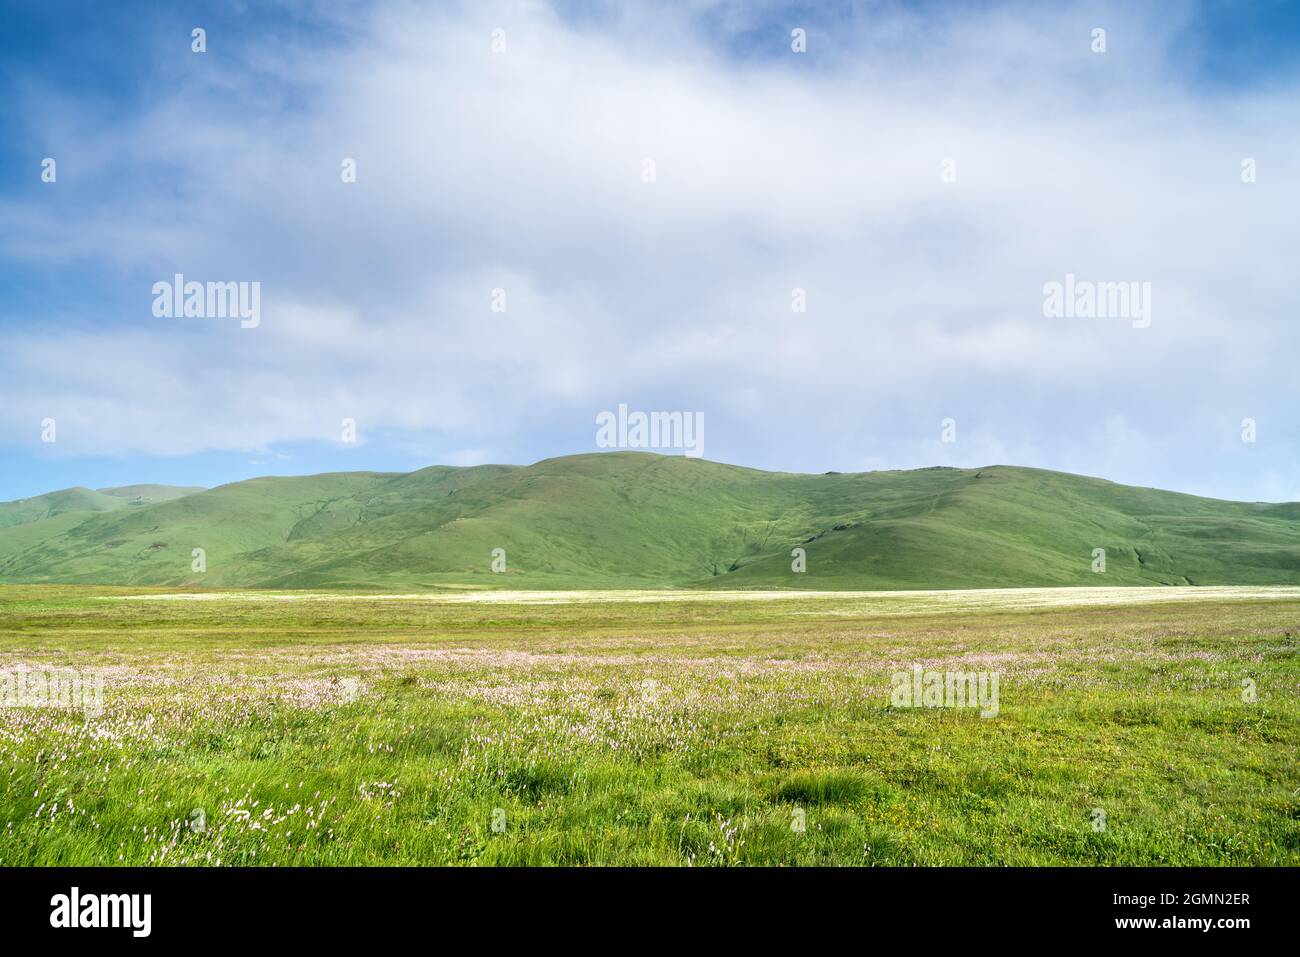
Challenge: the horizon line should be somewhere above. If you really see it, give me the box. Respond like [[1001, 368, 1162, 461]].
[[7, 450, 1294, 508]]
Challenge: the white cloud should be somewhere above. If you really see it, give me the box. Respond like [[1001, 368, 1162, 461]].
[[2, 0, 1298, 500]]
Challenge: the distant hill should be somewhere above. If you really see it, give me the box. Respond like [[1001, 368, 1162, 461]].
[[0, 484, 203, 529], [97, 484, 206, 504], [0, 453, 1297, 589]]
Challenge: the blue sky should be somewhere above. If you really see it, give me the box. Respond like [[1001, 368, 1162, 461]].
[[3, 0, 1300, 502]]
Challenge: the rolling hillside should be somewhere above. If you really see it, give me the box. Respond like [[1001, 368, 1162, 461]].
[[0, 483, 202, 529], [0, 453, 1298, 589]]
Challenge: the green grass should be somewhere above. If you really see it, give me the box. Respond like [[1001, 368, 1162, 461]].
[[3, 453, 1300, 589], [7, 449, 1300, 590], [0, 484, 202, 530], [1, 585, 1297, 865]]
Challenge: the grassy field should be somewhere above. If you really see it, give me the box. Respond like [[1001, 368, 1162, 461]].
[[1, 584, 1298, 865]]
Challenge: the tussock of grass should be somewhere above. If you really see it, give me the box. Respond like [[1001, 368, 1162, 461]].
[[771, 770, 872, 805]]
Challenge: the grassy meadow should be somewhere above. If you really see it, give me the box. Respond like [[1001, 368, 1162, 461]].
[[1, 584, 1298, 866]]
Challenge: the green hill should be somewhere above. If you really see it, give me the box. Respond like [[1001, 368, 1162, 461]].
[[0, 453, 1297, 589], [0, 484, 203, 529], [97, 484, 206, 504]]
